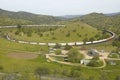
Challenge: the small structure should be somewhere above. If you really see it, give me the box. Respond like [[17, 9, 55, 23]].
[[87, 49, 99, 57], [118, 52, 120, 55], [80, 59, 90, 65], [48, 48, 55, 53], [108, 60, 116, 65], [64, 56, 68, 62]]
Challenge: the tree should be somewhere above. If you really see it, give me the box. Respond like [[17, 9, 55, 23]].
[[17, 24, 22, 29], [77, 33, 81, 37], [89, 37, 95, 43], [88, 76, 94, 80], [67, 48, 84, 63], [17, 24, 22, 32], [115, 75, 120, 80], [54, 43, 61, 49], [66, 32, 70, 37], [72, 29, 77, 32], [87, 56, 102, 67], [26, 29, 33, 37], [64, 44, 72, 50], [52, 37, 56, 40], [15, 30, 20, 35], [83, 37, 88, 44], [38, 32, 43, 37], [0, 65, 3, 71]]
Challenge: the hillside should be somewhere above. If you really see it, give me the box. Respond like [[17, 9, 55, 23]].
[[76, 12, 120, 34], [4, 21, 101, 43], [0, 9, 60, 26]]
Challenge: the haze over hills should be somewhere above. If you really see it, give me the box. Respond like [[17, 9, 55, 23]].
[[57, 15, 83, 20]]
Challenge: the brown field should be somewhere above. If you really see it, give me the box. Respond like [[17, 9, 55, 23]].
[[7, 53, 38, 59]]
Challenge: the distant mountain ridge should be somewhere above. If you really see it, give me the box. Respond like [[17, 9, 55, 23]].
[[105, 12, 120, 16], [71, 12, 120, 35], [0, 8, 60, 26], [0, 8, 120, 27]]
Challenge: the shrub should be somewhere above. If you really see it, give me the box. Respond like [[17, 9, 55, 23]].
[[54, 43, 61, 48], [38, 33, 43, 37], [68, 48, 84, 63], [66, 32, 70, 37], [52, 37, 57, 40], [0, 65, 3, 71], [15, 30, 20, 35], [64, 45, 72, 50], [72, 29, 76, 32]]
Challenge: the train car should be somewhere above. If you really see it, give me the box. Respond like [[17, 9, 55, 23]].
[[93, 40, 104, 43], [76, 42, 84, 46], [11, 39, 16, 42], [22, 41, 29, 44], [85, 41, 92, 45], [29, 42, 38, 45], [67, 42, 75, 46], [38, 43, 47, 46], [59, 43, 66, 46], [18, 41, 25, 43], [48, 43, 56, 46]]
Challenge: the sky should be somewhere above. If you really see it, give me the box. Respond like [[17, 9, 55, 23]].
[[0, 0, 120, 16]]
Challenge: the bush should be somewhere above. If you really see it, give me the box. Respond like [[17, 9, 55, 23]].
[[64, 45, 72, 50], [87, 56, 103, 67], [38, 33, 43, 37], [72, 29, 77, 32], [66, 32, 70, 37], [54, 43, 61, 49], [87, 60, 103, 67], [68, 48, 84, 63], [52, 37, 57, 40], [15, 30, 20, 35], [0, 65, 3, 71], [35, 67, 50, 75], [27, 31, 32, 37]]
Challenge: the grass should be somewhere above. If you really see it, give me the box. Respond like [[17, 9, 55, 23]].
[[0, 39, 120, 80], [0, 38, 48, 52]]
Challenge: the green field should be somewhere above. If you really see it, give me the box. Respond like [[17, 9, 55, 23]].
[[0, 37, 120, 80]]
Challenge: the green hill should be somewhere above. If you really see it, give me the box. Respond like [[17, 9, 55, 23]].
[[6, 21, 101, 43], [77, 12, 120, 34]]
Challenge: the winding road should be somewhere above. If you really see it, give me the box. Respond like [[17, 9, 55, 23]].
[[46, 49, 120, 69]]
